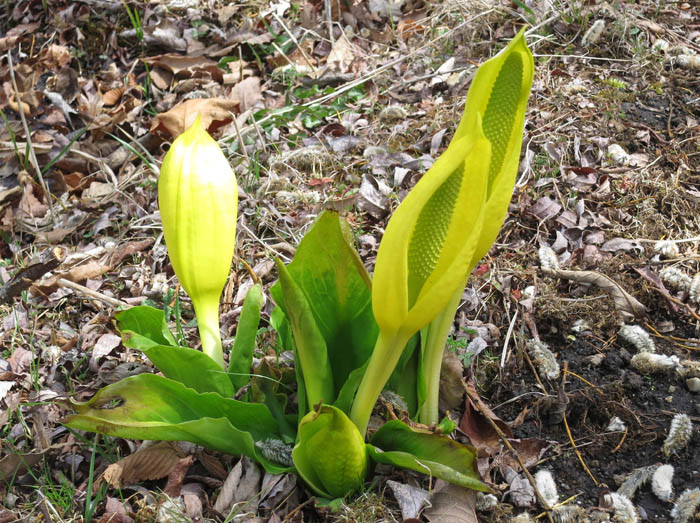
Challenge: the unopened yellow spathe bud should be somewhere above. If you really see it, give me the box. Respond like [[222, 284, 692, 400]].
[[158, 114, 238, 369]]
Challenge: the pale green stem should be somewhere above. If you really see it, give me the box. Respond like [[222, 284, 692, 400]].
[[418, 285, 463, 425], [193, 297, 225, 370], [350, 328, 413, 436]]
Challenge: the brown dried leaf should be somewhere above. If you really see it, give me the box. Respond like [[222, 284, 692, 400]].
[[230, 77, 263, 112], [424, 482, 478, 523], [98, 497, 133, 523], [150, 98, 240, 139], [213, 459, 242, 513], [196, 451, 228, 480], [66, 261, 111, 283], [163, 455, 195, 498], [100, 442, 184, 490], [459, 380, 513, 455], [528, 196, 562, 222], [142, 54, 223, 82], [103, 87, 125, 107], [0, 450, 46, 483], [439, 350, 465, 414], [542, 268, 647, 319]]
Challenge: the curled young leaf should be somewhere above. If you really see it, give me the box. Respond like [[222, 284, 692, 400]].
[[292, 404, 368, 498]]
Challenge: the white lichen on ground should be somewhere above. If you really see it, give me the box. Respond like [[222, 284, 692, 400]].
[[631, 352, 679, 374], [671, 488, 700, 523], [651, 464, 674, 502], [617, 464, 658, 500], [654, 240, 680, 258], [618, 325, 656, 353], [526, 339, 560, 380], [534, 469, 558, 508], [538, 245, 559, 270], [606, 492, 639, 522], [660, 266, 692, 292], [662, 414, 693, 456]]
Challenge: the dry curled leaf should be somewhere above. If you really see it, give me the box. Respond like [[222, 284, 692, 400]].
[[542, 267, 647, 319], [424, 482, 478, 523], [459, 380, 513, 455], [150, 98, 240, 138], [99, 442, 184, 490]]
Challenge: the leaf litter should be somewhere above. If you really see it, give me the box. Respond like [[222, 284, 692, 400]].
[[1, 0, 699, 521]]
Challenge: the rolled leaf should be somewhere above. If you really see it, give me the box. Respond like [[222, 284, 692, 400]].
[[228, 283, 263, 391], [158, 114, 238, 369], [292, 404, 368, 498], [275, 259, 335, 408]]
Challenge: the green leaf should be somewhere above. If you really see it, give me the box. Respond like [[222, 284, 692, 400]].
[[271, 211, 378, 399], [63, 374, 289, 473], [121, 332, 234, 397], [292, 404, 368, 498], [368, 420, 490, 492], [275, 260, 335, 408], [228, 283, 263, 390], [116, 306, 177, 346], [386, 333, 420, 416]]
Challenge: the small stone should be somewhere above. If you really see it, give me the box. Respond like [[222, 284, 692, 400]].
[[379, 105, 408, 122], [687, 377, 700, 392], [665, 396, 673, 403]]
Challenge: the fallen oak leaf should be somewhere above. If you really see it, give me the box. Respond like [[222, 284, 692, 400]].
[[150, 98, 240, 139], [98, 442, 184, 490], [542, 267, 647, 319]]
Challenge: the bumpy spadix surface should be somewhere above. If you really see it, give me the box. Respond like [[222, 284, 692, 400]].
[[483, 53, 524, 191], [407, 167, 463, 307]]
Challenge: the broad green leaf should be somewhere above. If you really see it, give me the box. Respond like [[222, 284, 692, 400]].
[[271, 211, 378, 396], [275, 260, 334, 408], [63, 374, 289, 473], [115, 306, 177, 346], [368, 420, 490, 492], [228, 283, 263, 390], [121, 332, 234, 396], [292, 404, 368, 498]]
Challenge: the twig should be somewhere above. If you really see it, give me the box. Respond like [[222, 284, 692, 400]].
[[462, 381, 555, 523], [561, 362, 600, 486], [271, 12, 317, 74], [6, 50, 56, 224], [58, 278, 129, 308], [612, 426, 628, 453]]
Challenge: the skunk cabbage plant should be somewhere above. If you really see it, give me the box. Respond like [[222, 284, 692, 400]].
[[351, 28, 534, 432], [63, 29, 534, 502]]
